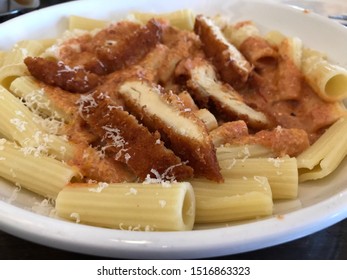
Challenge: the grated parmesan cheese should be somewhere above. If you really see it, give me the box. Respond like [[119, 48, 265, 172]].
[[15, 110, 25, 117], [226, 158, 236, 169], [125, 187, 137, 195], [88, 182, 109, 193], [144, 225, 156, 232], [6, 186, 21, 204], [267, 157, 284, 168], [70, 212, 81, 223], [253, 175, 268, 186], [100, 125, 128, 159], [32, 198, 55, 216], [158, 199, 166, 208], [76, 93, 98, 117], [10, 118, 27, 132], [20, 48, 28, 57]]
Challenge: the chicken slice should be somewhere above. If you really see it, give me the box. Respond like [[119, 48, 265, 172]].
[[118, 80, 223, 182], [194, 15, 252, 89], [96, 19, 164, 74], [180, 57, 269, 129], [79, 91, 193, 182], [24, 57, 100, 93]]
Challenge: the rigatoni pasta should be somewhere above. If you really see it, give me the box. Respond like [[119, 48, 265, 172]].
[[131, 9, 195, 30], [68, 15, 109, 31], [297, 117, 347, 182], [10, 76, 70, 121], [0, 85, 74, 160], [219, 157, 298, 199], [0, 139, 78, 199], [302, 50, 347, 101], [56, 182, 195, 231]]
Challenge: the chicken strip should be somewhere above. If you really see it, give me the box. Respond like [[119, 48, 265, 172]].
[[95, 19, 164, 74], [79, 91, 194, 181], [179, 57, 269, 129], [194, 15, 252, 89], [118, 79, 223, 182], [24, 57, 100, 93]]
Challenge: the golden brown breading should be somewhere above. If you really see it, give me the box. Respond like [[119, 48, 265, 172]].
[[96, 19, 164, 74], [60, 21, 142, 75], [70, 143, 136, 183], [194, 15, 252, 89], [232, 127, 310, 157], [24, 57, 101, 93], [80, 91, 194, 181]]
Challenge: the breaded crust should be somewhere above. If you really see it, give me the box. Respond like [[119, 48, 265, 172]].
[[233, 127, 310, 157], [96, 19, 164, 74], [81, 91, 194, 181], [24, 57, 100, 93], [194, 15, 252, 89], [70, 143, 136, 183]]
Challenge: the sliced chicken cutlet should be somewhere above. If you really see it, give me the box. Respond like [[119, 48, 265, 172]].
[[194, 15, 252, 89], [78, 91, 193, 182], [24, 57, 101, 93], [24, 19, 164, 93], [178, 57, 269, 129], [95, 19, 164, 74], [118, 80, 223, 182]]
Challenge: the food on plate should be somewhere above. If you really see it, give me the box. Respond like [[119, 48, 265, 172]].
[[0, 9, 347, 231]]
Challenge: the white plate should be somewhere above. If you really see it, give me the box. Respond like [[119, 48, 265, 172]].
[[1, 0, 347, 259]]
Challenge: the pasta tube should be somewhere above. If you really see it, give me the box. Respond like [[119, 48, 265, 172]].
[[10, 76, 69, 121], [0, 64, 29, 88], [0, 85, 74, 160], [219, 157, 298, 199], [131, 9, 195, 30], [0, 51, 5, 67], [278, 37, 302, 69], [0, 40, 47, 88], [302, 49, 347, 101], [277, 37, 303, 101], [190, 177, 272, 197], [265, 30, 286, 46], [2, 40, 46, 66], [191, 174, 273, 224], [297, 117, 347, 181], [56, 182, 195, 231], [216, 144, 274, 161], [196, 193, 273, 223], [194, 109, 218, 131], [0, 139, 78, 199], [68, 15, 109, 31], [223, 20, 260, 48]]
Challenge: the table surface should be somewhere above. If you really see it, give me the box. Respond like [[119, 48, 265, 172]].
[[0, 0, 347, 260]]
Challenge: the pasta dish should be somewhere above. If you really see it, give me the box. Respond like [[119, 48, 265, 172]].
[[0, 9, 347, 232]]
